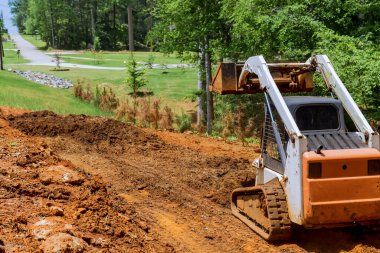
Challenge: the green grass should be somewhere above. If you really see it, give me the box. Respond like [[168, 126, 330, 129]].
[[0, 70, 110, 116], [2, 34, 29, 64], [59, 51, 185, 67], [21, 34, 47, 50], [8, 65, 198, 112]]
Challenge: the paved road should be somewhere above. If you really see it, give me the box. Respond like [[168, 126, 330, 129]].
[[1, 1, 124, 70], [2, 1, 191, 70]]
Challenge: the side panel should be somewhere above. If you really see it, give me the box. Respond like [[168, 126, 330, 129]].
[[302, 149, 380, 225]]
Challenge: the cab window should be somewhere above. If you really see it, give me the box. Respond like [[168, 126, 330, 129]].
[[295, 105, 339, 131]]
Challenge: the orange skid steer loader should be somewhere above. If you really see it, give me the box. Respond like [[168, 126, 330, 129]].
[[210, 55, 380, 241]]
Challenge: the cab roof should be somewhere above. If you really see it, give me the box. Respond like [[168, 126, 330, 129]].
[[283, 96, 342, 111]]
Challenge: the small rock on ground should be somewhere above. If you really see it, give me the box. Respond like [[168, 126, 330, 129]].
[[40, 233, 87, 253]]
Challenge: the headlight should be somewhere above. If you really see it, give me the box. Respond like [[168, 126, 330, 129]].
[[368, 159, 380, 175]]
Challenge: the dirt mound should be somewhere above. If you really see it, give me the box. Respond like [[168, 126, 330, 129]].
[[6, 109, 380, 252], [9, 111, 255, 206], [0, 117, 173, 252], [8, 111, 160, 147]]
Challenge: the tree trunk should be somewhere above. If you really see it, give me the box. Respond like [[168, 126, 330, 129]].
[[205, 37, 213, 134], [127, 6, 134, 51], [197, 44, 206, 126], [91, 7, 96, 44], [48, 0, 55, 48], [0, 27, 4, 70]]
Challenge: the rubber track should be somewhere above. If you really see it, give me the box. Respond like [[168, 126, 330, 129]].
[[261, 183, 292, 241], [231, 180, 292, 241]]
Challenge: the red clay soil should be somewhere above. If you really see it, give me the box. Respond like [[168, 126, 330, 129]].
[[2, 109, 380, 253]]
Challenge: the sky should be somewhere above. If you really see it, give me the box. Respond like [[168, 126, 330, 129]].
[[0, 0, 18, 34]]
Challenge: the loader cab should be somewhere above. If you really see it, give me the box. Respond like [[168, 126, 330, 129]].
[[283, 96, 345, 134], [262, 96, 366, 172]]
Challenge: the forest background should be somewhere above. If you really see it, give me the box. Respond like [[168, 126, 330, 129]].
[[8, 0, 380, 134]]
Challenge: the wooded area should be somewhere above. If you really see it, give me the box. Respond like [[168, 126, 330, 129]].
[[9, 0, 380, 129]]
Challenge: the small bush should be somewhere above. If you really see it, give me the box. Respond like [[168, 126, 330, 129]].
[[73, 83, 83, 98], [221, 112, 234, 141], [175, 112, 192, 133], [138, 98, 152, 127], [151, 99, 161, 129], [94, 36, 101, 51], [96, 85, 119, 111], [115, 99, 131, 121], [161, 106, 174, 131], [73, 79, 93, 102], [125, 56, 147, 97]]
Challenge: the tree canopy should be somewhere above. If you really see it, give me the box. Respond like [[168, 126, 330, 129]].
[[9, 0, 150, 50], [8, 0, 380, 114]]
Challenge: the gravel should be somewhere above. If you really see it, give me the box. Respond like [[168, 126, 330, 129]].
[[8, 69, 73, 89]]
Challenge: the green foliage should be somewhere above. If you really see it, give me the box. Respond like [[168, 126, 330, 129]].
[[313, 29, 380, 109], [10, 0, 151, 50], [94, 37, 101, 51], [125, 56, 148, 96], [213, 94, 264, 134], [175, 112, 192, 133], [149, 0, 227, 59]]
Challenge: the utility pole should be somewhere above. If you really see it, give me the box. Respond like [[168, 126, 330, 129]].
[[127, 5, 134, 51]]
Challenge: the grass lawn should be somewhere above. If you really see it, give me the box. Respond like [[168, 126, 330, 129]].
[[7, 65, 198, 113], [2, 34, 30, 64], [0, 70, 110, 116], [21, 34, 47, 50], [59, 51, 187, 67]]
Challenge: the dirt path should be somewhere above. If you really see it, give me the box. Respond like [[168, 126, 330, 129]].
[[3, 110, 380, 253]]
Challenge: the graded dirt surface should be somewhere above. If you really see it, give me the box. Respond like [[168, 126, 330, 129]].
[[1, 109, 380, 253]]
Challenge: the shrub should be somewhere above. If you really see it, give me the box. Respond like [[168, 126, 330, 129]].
[[115, 100, 132, 121], [73, 79, 93, 102], [125, 56, 147, 97], [96, 86, 119, 111], [73, 83, 83, 98], [175, 112, 192, 133], [94, 36, 101, 51], [138, 98, 152, 127], [150, 99, 161, 129], [161, 106, 174, 131]]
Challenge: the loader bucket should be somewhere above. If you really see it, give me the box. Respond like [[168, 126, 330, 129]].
[[210, 62, 314, 95]]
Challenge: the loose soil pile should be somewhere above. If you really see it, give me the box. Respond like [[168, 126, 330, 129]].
[[0, 112, 172, 252], [2, 109, 380, 253]]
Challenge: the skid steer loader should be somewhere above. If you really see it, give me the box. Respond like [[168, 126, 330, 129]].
[[210, 55, 380, 241]]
